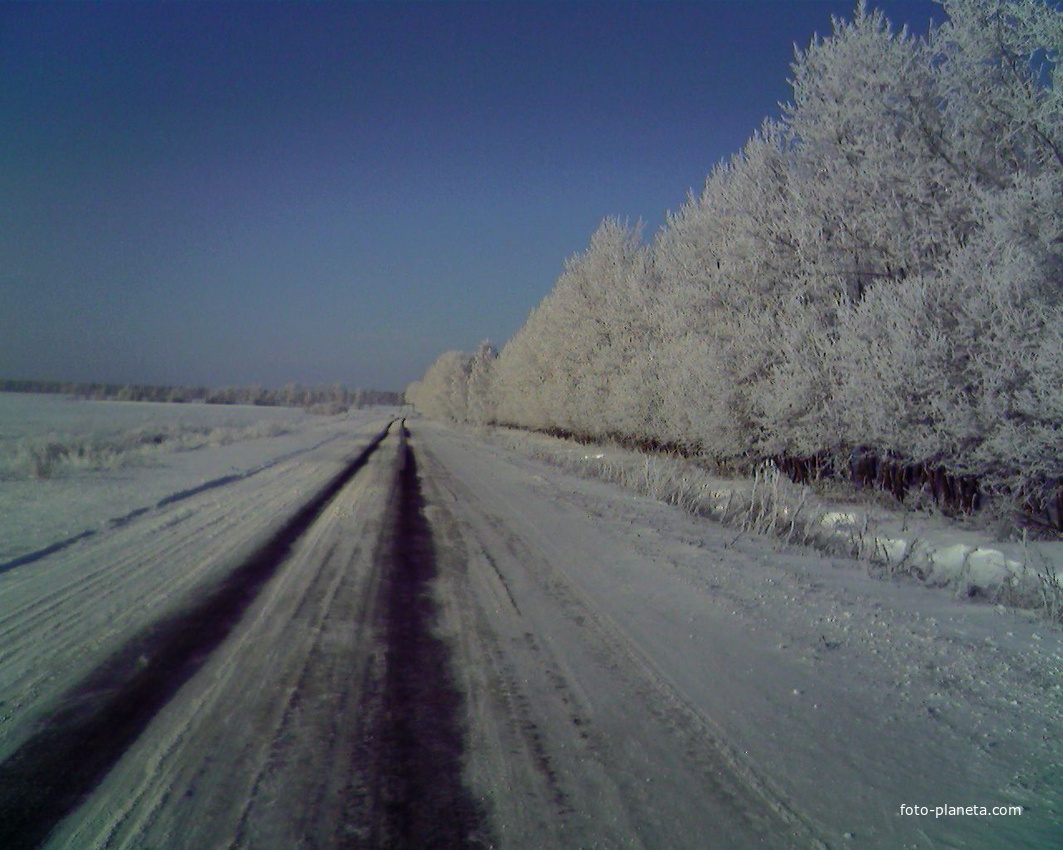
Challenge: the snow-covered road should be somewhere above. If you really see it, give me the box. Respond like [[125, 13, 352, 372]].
[[417, 422, 1061, 850], [0, 417, 1059, 848]]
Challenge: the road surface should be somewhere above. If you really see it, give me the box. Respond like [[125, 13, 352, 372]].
[[0, 418, 1059, 848]]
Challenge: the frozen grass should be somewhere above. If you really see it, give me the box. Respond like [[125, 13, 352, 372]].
[[998, 534, 1063, 625], [0, 420, 293, 481], [0, 394, 322, 482], [487, 427, 1063, 625]]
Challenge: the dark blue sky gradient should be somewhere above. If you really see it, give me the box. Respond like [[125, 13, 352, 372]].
[[1, 0, 942, 391]]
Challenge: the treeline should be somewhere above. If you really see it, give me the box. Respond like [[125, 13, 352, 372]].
[[0, 379, 403, 411], [408, 0, 1063, 530]]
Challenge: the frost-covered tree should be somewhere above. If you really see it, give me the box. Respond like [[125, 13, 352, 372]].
[[415, 0, 1063, 521], [492, 297, 568, 431], [970, 176, 1063, 500], [834, 172, 1063, 493], [933, 0, 1063, 183], [561, 219, 655, 437], [492, 218, 653, 437], [931, 0, 1062, 502], [406, 350, 474, 421], [784, 2, 970, 294], [747, 4, 963, 458], [404, 380, 424, 409], [406, 343, 498, 424], [466, 340, 498, 425], [749, 0, 1062, 477], [652, 121, 797, 459]]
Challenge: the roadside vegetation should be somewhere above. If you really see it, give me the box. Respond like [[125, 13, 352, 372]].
[[487, 427, 1063, 624], [407, 0, 1063, 539], [0, 421, 295, 481]]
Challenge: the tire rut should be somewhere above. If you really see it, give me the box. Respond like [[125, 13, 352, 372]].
[[359, 421, 490, 850]]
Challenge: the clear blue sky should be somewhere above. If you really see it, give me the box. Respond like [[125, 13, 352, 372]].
[[1, 0, 942, 391]]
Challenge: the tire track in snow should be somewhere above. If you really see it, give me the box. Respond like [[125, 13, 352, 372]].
[[0, 434, 346, 575], [0, 422, 395, 850], [360, 422, 490, 849], [412, 423, 830, 848], [0, 530, 98, 575]]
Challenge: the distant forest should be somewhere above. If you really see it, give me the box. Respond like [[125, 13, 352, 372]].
[[0, 379, 403, 412], [407, 0, 1063, 531]]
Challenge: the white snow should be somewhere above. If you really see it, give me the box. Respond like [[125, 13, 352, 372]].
[[0, 394, 399, 564], [417, 420, 1063, 848], [1, 399, 1059, 847]]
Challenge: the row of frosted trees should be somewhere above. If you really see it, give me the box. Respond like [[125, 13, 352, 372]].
[[408, 0, 1063, 525]]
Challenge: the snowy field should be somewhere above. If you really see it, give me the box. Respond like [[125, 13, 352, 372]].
[[0, 393, 399, 565], [0, 392, 307, 443]]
